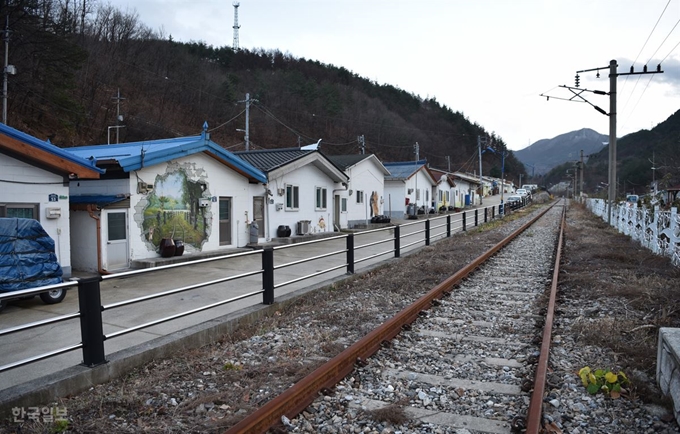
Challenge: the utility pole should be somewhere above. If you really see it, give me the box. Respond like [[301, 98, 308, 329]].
[[112, 88, 125, 144], [478, 136, 483, 205], [519, 173, 523, 188], [544, 60, 663, 225], [2, 16, 14, 125], [446, 155, 450, 172], [579, 149, 584, 197], [238, 93, 256, 151], [358, 135, 365, 154], [414, 142, 419, 161]]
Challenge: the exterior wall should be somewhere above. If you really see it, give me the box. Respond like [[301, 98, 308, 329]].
[[404, 170, 435, 211], [69, 153, 255, 271], [384, 180, 406, 219], [70, 210, 98, 273], [267, 164, 339, 238], [2, 153, 72, 276], [345, 159, 386, 226], [454, 180, 472, 208]]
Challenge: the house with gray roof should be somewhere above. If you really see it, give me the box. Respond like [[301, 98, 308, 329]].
[[327, 154, 390, 228], [64, 124, 267, 273], [383, 160, 437, 219], [0, 123, 104, 276], [235, 148, 348, 238]]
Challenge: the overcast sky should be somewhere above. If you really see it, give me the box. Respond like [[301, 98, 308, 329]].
[[107, 0, 680, 151]]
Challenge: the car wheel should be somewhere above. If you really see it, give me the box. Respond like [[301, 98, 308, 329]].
[[39, 288, 66, 305]]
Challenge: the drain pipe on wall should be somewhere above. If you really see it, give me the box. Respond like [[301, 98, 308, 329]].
[[86, 205, 110, 275], [264, 185, 272, 241]]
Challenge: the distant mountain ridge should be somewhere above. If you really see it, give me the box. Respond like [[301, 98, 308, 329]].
[[514, 128, 608, 175]]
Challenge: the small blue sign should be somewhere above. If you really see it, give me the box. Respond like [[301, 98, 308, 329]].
[[48, 194, 58, 202], [211, 196, 217, 202]]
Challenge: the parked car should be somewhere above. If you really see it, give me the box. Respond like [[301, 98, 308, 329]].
[[516, 188, 531, 199], [0, 218, 66, 312], [505, 194, 523, 209]]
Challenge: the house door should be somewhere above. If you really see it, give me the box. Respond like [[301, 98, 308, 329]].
[[104, 210, 129, 270], [219, 197, 232, 246], [253, 197, 265, 237], [334, 195, 340, 230]]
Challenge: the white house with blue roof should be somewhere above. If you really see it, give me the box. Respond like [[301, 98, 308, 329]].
[[65, 123, 267, 273], [0, 123, 104, 277], [383, 160, 437, 219]]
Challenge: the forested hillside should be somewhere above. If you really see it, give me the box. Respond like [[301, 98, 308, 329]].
[[3, 0, 525, 180]]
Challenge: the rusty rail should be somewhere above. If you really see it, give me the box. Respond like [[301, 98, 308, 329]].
[[225, 202, 558, 434], [525, 201, 566, 433]]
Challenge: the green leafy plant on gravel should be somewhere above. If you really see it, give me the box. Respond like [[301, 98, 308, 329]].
[[52, 419, 69, 433], [579, 366, 630, 398], [223, 362, 242, 371]]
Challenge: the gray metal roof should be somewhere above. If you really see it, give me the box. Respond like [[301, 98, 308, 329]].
[[383, 160, 428, 181], [234, 148, 313, 172], [327, 154, 372, 170]]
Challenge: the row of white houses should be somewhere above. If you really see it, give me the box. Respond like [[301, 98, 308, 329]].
[[0, 122, 510, 275]]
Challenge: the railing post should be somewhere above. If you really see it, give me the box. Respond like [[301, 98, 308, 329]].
[[77, 276, 106, 367], [446, 215, 451, 237], [474, 209, 478, 227], [462, 211, 467, 231], [492, 206, 495, 219], [484, 207, 488, 223], [346, 233, 355, 274], [425, 219, 431, 246], [394, 225, 401, 258], [262, 247, 274, 304]]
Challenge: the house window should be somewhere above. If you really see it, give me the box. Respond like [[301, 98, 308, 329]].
[[0, 203, 39, 219], [315, 187, 327, 210], [356, 190, 364, 204], [285, 185, 299, 210], [341, 198, 348, 212], [416, 189, 420, 200], [439, 191, 444, 201]]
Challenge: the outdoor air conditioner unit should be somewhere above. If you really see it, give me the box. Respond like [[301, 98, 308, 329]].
[[297, 220, 311, 235]]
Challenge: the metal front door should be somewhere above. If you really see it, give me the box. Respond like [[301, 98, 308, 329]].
[[253, 197, 265, 237], [105, 210, 129, 270], [219, 197, 232, 246]]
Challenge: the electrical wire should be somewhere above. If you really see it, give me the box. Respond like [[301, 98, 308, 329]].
[[207, 109, 246, 132], [633, 0, 671, 65]]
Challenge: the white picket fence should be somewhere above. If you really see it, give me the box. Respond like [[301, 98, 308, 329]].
[[586, 198, 680, 266]]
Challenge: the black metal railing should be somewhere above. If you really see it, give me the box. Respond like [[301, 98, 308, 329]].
[[0, 200, 528, 375]]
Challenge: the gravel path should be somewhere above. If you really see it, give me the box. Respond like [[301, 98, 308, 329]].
[[3, 200, 680, 434]]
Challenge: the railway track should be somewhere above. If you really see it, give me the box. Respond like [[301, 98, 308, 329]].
[[227, 201, 565, 433]]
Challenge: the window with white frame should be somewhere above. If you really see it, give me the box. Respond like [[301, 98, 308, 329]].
[[341, 198, 347, 212], [285, 184, 299, 210], [315, 187, 327, 210], [356, 190, 364, 204], [416, 189, 420, 200]]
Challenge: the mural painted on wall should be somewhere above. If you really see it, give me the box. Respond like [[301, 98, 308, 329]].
[[142, 170, 210, 251]]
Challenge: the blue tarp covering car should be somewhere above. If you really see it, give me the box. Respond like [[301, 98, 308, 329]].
[[0, 218, 65, 310]]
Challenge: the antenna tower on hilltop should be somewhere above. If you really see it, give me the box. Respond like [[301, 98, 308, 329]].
[[232, 2, 240, 51]]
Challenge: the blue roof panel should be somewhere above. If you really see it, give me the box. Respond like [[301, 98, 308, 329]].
[[383, 160, 427, 181], [66, 132, 267, 184]]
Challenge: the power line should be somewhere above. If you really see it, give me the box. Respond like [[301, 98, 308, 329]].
[[208, 109, 246, 132], [633, 0, 671, 64]]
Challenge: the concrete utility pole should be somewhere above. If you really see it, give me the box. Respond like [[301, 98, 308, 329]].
[[446, 155, 450, 172], [112, 88, 125, 144], [478, 136, 483, 205], [547, 60, 663, 224], [580, 149, 584, 197], [358, 135, 365, 154], [2, 16, 13, 125], [414, 142, 419, 161], [238, 93, 256, 151]]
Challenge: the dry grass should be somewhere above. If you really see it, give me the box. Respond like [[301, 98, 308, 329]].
[[563, 202, 680, 403]]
